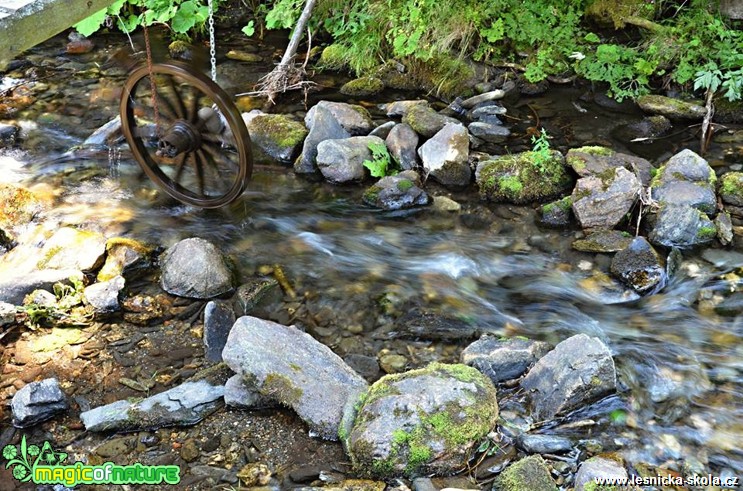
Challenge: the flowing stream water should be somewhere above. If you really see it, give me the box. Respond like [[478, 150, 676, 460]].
[[2, 29, 742, 483]]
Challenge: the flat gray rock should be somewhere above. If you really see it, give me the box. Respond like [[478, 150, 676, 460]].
[[521, 334, 616, 420], [517, 434, 573, 454], [316, 136, 385, 184], [571, 167, 640, 230], [11, 378, 69, 428], [648, 204, 717, 249], [80, 380, 224, 432], [224, 374, 276, 409], [222, 316, 368, 440], [305, 101, 373, 135]]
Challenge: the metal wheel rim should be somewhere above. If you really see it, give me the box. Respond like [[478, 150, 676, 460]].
[[120, 61, 253, 208]]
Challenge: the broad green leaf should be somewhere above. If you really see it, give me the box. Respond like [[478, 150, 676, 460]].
[[242, 21, 255, 37], [74, 8, 108, 36], [584, 32, 600, 43]]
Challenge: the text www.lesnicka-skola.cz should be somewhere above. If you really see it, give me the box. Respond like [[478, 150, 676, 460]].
[[594, 474, 740, 488]]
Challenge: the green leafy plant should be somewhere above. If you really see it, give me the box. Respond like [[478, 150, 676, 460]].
[[363, 141, 395, 178], [74, 0, 215, 38], [530, 128, 552, 173], [19, 276, 93, 329]]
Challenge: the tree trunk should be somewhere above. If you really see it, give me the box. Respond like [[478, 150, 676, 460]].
[[278, 0, 317, 69]]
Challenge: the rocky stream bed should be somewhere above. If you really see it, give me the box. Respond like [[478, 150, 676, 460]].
[[0, 27, 742, 491]]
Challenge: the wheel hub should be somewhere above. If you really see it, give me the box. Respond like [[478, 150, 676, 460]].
[[156, 120, 202, 158]]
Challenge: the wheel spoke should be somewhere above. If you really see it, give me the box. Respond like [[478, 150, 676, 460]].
[[192, 151, 206, 196], [202, 141, 239, 171], [173, 152, 188, 185], [164, 75, 188, 119], [197, 148, 225, 194], [188, 86, 202, 123]]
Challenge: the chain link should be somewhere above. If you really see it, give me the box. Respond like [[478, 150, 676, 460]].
[[207, 0, 217, 83], [143, 26, 161, 137]]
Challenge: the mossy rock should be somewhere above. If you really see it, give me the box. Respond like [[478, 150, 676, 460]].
[[720, 172, 743, 206], [493, 455, 557, 491], [477, 150, 573, 204], [97, 237, 156, 282], [636, 95, 706, 120], [245, 114, 308, 164], [340, 76, 385, 97], [408, 55, 477, 98], [539, 196, 573, 228], [346, 362, 498, 478], [0, 183, 45, 229], [713, 96, 743, 124], [319, 44, 350, 69]]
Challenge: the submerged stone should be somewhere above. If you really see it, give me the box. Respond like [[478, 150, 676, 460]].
[[636, 95, 706, 120], [461, 335, 551, 383], [521, 334, 616, 420], [610, 237, 666, 295], [362, 171, 430, 210]]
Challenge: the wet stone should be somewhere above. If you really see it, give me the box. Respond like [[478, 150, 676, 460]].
[[11, 378, 69, 428], [636, 95, 706, 120], [572, 230, 634, 253], [305, 100, 373, 136], [0, 301, 15, 326], [461, 335, 551, 383], [492, 455, 557, 491], [539, 197, 572, 228], [296, 106, 352, 174], [418, 123, 471, 189], [521, 334, 616, 420], [233, 277, 282, 318], [610, 237, 666, 295], [571, 167, 641, 230], [344, 354, 381, 382], [380, 100, 427, 118], [386, 123, 419, 171], [203, 300, 236, 362], [362, 171, 430, 210], [369, 121, 396, 140], [573, 456, 628, 491], [402, 104, 460, 138], [648, 204, 716, 249], [468, 122, 510, 143], [517, 434, 573, 454], [317, 136, 385, 184]]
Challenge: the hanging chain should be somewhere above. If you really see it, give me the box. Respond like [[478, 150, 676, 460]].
[[143, 25, 162, 137], [207, 0, 217, 83]]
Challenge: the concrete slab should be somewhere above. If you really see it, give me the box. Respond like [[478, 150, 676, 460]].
[[0, 0, 116, 70]]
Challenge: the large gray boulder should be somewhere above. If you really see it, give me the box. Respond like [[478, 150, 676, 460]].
[[648, 204, 717, 248], [160, 238, 235, 299], [316, 136, 385, 184], [222, 316, 368, 440], [610, 236, 666, 295], [11, 378, 69, 428], [571, 167, 641, 230], [461, 336, 551, 383], [305, 101, 373, 135], [650, 149, 717, 214], [521, 334, 616, 420], [295, 106, 351, 175], [345, 363, 498, 478], [418, 123, 471, 189]]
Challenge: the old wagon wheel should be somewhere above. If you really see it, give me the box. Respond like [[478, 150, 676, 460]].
[[120, 60, 252, 208]]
